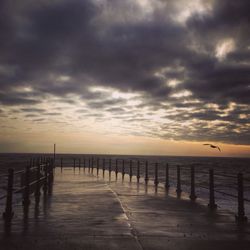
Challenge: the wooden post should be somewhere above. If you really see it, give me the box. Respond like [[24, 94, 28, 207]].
[[189, 166, 197, 201], [23, 165, 31, 207], [145, 161, 149, 184], [208, 169, 217, 210], [154, 163, 159, 186], [137, 160, 140, 182], [79, 158, 81, 172], [235, 173, 248, 222], [165, 163, 169, 189], [176, 165, 182, 195], [129, 160, 132, 182], [83, 158, 86, 169], [3, 168, 14, 222], [73, 158, 76, 172], [35, 166, 41, 204]]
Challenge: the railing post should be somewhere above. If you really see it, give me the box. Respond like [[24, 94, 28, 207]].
[[79, 158, 81, 172], [97, 158, 99, 176], [154, 163, 159, 186], [48, 162, 53, 195], [109, 159, 111, 177], [189, 166, 197, 201], [35, 166, 41, 204], [165, 163, 169, 189], [3, 168, 14, 223], [208, 169, 217, 210], [49, 160, 54, 183], [122, 160, 125, 180], [235, 173, 248, 223], [137, 160, 140, 182], [115, 159, 118, 179], [103, 158, 105, 177], [145, 161, 149, 184], [60, 158, 63, 172], [73, 158, 76, 172], [83, 158, 86, 170], [43, 163, 48, 195], [91, 157, 94, 174], [129, 160, 132, 182], [23, 165, 31, 207], [88, 158, 91, 173], [176, 165, 182, 195]]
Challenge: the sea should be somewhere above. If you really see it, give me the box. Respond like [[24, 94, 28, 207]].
[[0, 153, 250, 218]]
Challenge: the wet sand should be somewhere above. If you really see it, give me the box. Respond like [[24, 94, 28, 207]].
[[0, 168, 250, 250]]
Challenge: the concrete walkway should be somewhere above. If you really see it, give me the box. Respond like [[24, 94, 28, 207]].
[[0, 168, 250, 250]]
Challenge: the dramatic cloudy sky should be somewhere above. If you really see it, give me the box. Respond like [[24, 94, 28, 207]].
[[0, 0, 250, 156]]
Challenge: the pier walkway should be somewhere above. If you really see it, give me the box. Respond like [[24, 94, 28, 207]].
[[1, 168, 250, 250]]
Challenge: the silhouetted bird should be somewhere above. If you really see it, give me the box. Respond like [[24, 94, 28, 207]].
[[203, 144, 221, 152]]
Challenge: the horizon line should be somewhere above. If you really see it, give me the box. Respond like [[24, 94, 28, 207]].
[[0, 152, 249, 159]]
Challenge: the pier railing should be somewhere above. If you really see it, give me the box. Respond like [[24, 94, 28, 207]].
[[58, 157, 249, 223], [1, 156, 248, 225], [0, 158, 54, 225]]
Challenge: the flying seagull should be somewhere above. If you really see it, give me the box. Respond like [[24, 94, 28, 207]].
[[203, 144, 221, 152]]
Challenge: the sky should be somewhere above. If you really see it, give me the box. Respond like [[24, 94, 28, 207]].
[[0, 0, 250, 157]]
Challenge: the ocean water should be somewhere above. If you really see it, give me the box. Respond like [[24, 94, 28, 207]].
[[0, 153, 250, 218]]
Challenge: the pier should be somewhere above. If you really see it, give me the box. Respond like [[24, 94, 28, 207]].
[[0, 157, 250, 249]]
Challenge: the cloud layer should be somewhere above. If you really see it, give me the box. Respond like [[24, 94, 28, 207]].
[[0, 0, 250, 145]]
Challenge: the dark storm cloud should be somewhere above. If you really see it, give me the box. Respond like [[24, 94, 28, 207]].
[[0, 92, 40, 106], [184, 0, 250, 105], [0, 0, 186, 95], [0, 0, 250, 144]]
